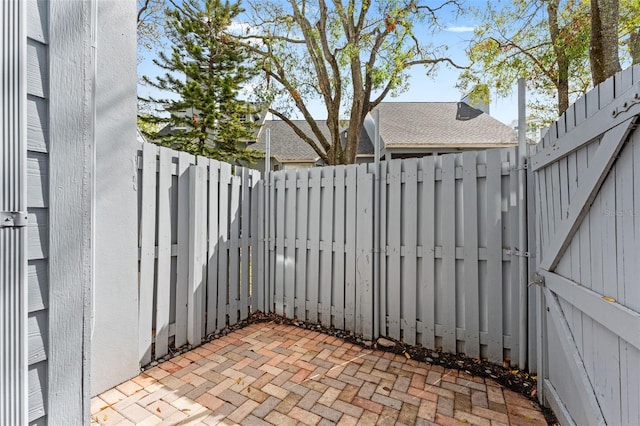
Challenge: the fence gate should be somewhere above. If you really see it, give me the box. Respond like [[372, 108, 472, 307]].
[[532, 66, 640, 425]]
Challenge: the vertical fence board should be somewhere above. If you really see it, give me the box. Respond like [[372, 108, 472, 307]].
[[268, 172, 276, 312], [295, 170, 309, 319], [378, 162, 388, 337], [486, 149, 503, 362], [462, 152, 480, 358], [307, 168, 322, 322], [274, 173, 286, 315], [217, 163, 231, 328], [187, 165, 205, 345], [345, 166, 357, 332], [356, 165, 374, 338], [206, 160, 220, 333], [240, 168, 251, 320], [420, 157, 436, 349], [509, 153, 520, 363], [255, 174, 265, 313], [284, 169, 297, 318], [387, 160, 402, 339], [139, 143, 158, 365], [228, 175, 242, 324], [402, 159, 418, 345], [320, 167, 334, 324], [175, 152, 195, 347], [197, 157, 209, 336], [250, 170, 260, 312], [333, 166, 346, 330], [441, 155, 457, 353], [155, 147, 172, 357]]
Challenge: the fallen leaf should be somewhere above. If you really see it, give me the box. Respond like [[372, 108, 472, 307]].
[[321, 375, 326, 380], [602, 296, 616, 303], [247, 386, 251, 393], [510, 370, 519, 375], [404, 352, 411, 359], [236, 377, 242, 385], [156, 407, 161, 413], [383, 386, 391, 392], [182, 408, 191, 412], [460, 419, 469, 423], [103, 415, 108, 421], [530, 388, 537, 398]]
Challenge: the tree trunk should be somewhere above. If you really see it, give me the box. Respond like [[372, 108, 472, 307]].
[[630, 29, 640, 65], [547, 0, 570, 115], [589, 0, 622, 85]]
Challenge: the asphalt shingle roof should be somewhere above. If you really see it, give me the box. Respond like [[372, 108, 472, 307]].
[[249, 120, 327, 162], [373, 102, 518, 147]]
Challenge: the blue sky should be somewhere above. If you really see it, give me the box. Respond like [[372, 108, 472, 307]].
[[138, 0, 521, 126]]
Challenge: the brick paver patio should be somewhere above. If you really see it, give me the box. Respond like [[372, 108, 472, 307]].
[[91, 323, 548, 425]]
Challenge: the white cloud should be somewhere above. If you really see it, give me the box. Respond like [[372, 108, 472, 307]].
[[445, 26, 475, 33]]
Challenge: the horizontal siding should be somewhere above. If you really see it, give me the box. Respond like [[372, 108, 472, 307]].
[[27, 3, 49, 424], [27, 361, 46, 423], [27, 39, 47, 98], [28, 260, 48, 313], [26, 0, 47, 43], [27, 151, 48, 208], [27, 95, 48, 152], [28, 311, 47, 365]]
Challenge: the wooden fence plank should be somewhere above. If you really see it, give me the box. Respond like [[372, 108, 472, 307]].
[[307, 168, 322, 322], [240, 168, 251, 320], [441, 154, 456, 353], [154, 147, 172, 358], [139, 143, 158, 365], [268, 172, 276, 312], [274, 173, 286, 316], [320, 167, 334, 325], [295, 170, 309, 319], [377, 161, 387, 336], [420, 157, 436, 349], [387, 160, 402, 340], [486, 149, 503, 362], [206, 160, 220, 333], [509, 152, 520, 363], [255, 174, 264, 313], [356, 164, 374, 339], [217, 162, 231, 328], [345, 166, 357, 332], [228, 173, 241, 325], [284, 169, 297, 318], [250, 170, 260, 312], [462, 151, 480, 358], [187, 165, 206, 345], [402, 159, 418, 345], [333, 166, 346, 330], [175, 151, 195, 347]]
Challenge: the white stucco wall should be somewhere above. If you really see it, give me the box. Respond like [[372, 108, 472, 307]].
[[91, 0, 140, 395]]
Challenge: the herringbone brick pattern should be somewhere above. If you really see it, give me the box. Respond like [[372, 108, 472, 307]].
[[91, 323, 547, 425]]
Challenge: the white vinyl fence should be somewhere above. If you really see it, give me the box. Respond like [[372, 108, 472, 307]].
[[137, 143, 261, 365], [265, 148, 526, 364]]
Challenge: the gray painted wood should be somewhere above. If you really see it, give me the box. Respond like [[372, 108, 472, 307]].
[[486, 149, 503, 362], [356, 164, 373, 339], [333, 166, 346, 329], [155, 147, 172, 357], [48, 0, 93, 422], [26, 0, 47, 43], [27, 260, 47, 314], [240, 168, 251, 320], [187, 165, 206, 345], [274, 173, 285, 316], [320, 167, 334, 325], [295, 169, 309, 319], [139, 143, 158, 365], [377, 161, 387, 336], [441, 155, 456, 353], [28, 312, 47, 366], [28, 362, 46, 423], [387, 160, 402, 339], [462, 152, 480, 358], [27, 39, 47, 99], [508, 155, 520, 364], [27, 151, 47, 208], [228, 173, 241, 324], [27, 96, 47, 153], [344, 166, 357, 332], [175, 152, 194, 347], [420, 157, 436, 349], [217, 162, 231, 328], [307, 168, 322, 323], [402, 159, 418, 345], [206, 159, 220, 332], [284, 169, 297, 319]]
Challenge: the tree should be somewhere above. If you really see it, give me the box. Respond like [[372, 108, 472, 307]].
[[236, 0, 464, 165], [620, 0, 640, 64], [459, 0, 591, 120], [137, 0, 166, 63], [589, 0, 622, 85], [139, 0, 261, 162]]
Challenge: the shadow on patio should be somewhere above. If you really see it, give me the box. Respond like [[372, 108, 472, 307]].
[[91, 323, 548, 425]]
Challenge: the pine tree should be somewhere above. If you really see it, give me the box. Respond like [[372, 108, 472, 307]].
[[139, 0, 261, 163]]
